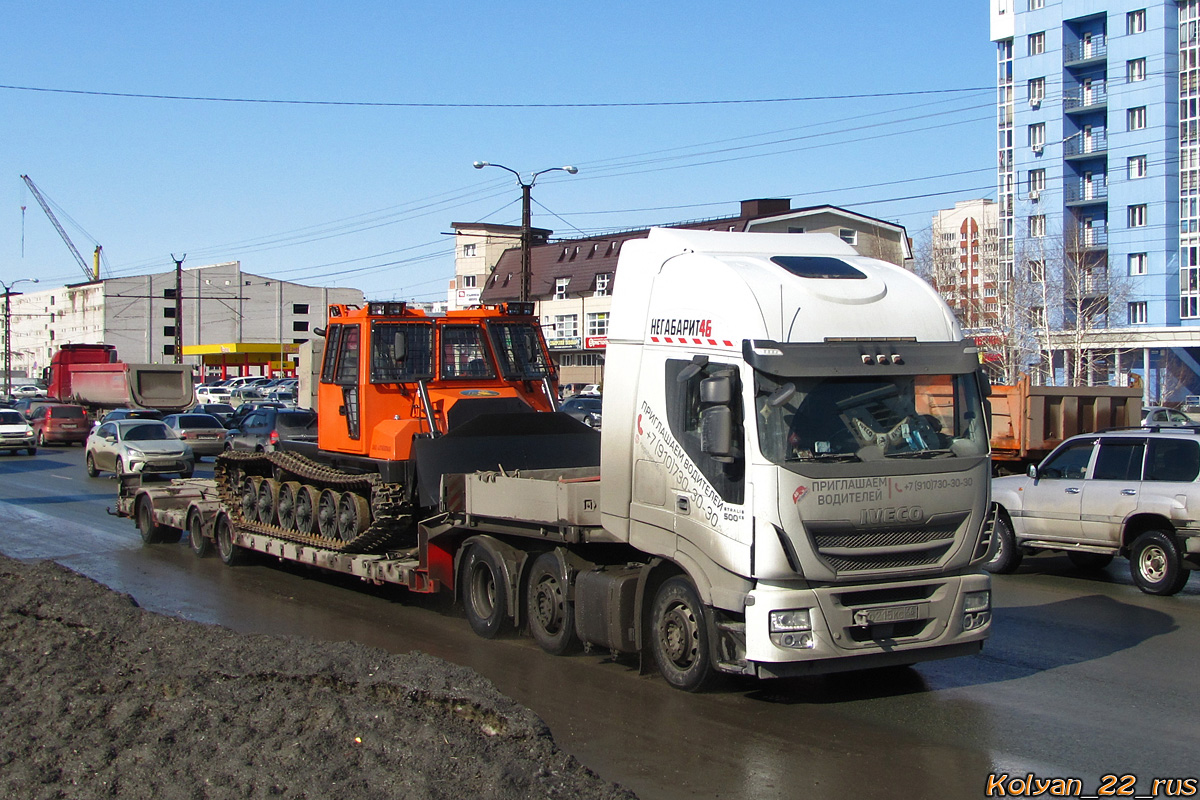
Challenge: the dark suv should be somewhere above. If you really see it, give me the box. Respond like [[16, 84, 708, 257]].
[[226, 408, 317, 452], [28, 404, 90, 446], [989, 426, 1200, 595]]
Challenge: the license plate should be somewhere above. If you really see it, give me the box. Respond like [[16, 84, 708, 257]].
[[61, 424, 77, 429], [853, 604, 920, 626]]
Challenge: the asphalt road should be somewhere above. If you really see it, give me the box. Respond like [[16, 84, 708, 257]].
[[1, 445, 1197, 800]]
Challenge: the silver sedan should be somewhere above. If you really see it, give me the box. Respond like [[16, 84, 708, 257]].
[[85, 419, 195, 478]]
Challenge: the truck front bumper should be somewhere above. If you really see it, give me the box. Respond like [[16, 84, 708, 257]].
[[742, 572, 991, 677]]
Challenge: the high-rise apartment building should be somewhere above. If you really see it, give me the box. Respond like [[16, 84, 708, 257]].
[[992, 0, 1200, 394]]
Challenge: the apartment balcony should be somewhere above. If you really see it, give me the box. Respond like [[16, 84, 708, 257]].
[[1064, 37, 1107, 67], [1064, 85, 1107, 113], [1065, 132, 1107, 159], [1065, 180, 1109, 206], [1073, 225, 1108, 249]]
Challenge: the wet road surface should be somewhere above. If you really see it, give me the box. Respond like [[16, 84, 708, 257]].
[[1, 446, 1198, 799]]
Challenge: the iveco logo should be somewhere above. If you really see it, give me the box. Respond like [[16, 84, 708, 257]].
[[859, 506, 925, 525]]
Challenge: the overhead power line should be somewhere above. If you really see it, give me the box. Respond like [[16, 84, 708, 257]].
[[0, 83, 992, 108]]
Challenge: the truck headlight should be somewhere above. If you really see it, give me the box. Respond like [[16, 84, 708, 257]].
[[769, 608, 814, 649], [962, 590, 991, 631]]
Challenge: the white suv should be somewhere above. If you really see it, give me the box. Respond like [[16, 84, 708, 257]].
[[988, 427, 1200, 595]]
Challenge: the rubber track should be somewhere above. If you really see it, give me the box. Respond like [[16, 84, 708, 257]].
[[214, 450, 413, 554]]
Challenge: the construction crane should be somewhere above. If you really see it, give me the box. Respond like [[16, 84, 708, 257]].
[[20, 175, 102, 282]]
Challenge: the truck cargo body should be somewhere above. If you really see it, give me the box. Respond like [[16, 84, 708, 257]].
[[988, 374, 1142, 473], [47, 344, 194, 414], [119, 229, 993, 691]]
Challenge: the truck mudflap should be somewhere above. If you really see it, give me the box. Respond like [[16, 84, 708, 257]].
[[741, 573, 991, 677]]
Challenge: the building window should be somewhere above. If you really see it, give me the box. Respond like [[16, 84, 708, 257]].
[[461, 275, 476, 288], [1028, 260, 1045, 282], [1129, 252, 1148, 275], [163, 307, 176, 319], [594, 273, 611, 297], [1029, 122, 1045, 150], [163, 288, 177, 299], [293, 320, 309, 332], [1028, 32, 1045, 56], [554, 277, 570, 301], [838, 228, 858, 245], [1127, 58, 1147, 82], [1028, 77, 1045, 103], [1029, 0, 1044, 8], [1029, 215, 1046, 237], [1128, 106, 1147, 130], [1128, 204, 1148, 227], [1030, 307, 1047, 329], [1129, 302, 1148, 324], [586, 312, 609, 337], [462, 243, 477, 257], [1029, 169, 1046, 192], [1127, 9, 1146, 35], [553, 314, 578, 338], [163, 326, 176, 338], [1128, 155, 1148, 179], [163, 344, 176, 356], [292, 303, 309, 314]]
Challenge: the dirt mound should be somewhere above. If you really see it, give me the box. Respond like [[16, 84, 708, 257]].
[[0, 555, 635, 800]]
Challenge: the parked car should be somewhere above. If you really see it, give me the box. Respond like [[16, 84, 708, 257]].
[[191, 403, 236, 426], [0, 409, 37, 455], [226, 401, 286, 432], [1141, 406, 1199, 428], [11, 384, 47, 398], [559, 396, 602, 428], [989, 427, 1200, 595], [577, 384, 602, 397], [85, 419, 194, 478], [195, 384, 233, 404], [28, 403, 90, 446], [161, 413, 229, 458], [226, 408, 318, 452]]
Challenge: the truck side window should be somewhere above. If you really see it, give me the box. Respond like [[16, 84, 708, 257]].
[[334, 325, 361, 385], [1092, 438, 1145, 481], [1146, 438, 1200, 482], [665, 359, 744, 504], [320, 325, 343, 384]]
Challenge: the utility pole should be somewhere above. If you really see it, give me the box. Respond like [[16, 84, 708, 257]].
[[2, 278, 39, 398], [172, 254, 185, 364]]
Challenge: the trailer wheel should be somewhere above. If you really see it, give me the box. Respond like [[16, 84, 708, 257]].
[[650, 576, 718, 692], [294, 485, 320, 535], [256, 478, 281, 526], [317, 489, 341, 540], [137, 497, 179, 544], [277, 482, 302, 530], [983, 512, 1023, 574], [215, 514, 247, 566], [1130, 530, 1190, 596], [188, 511, 212, 557], [526, 552, 578, 655], [337, 492, 371, 540], [463, 546, 508, 639], [1068, 551, 1114, 571]]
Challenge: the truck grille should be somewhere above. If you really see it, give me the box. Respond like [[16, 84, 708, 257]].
[[805, 512, 968, 574]]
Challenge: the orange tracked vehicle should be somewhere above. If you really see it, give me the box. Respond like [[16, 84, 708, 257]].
[[212, 301, 597, 554]]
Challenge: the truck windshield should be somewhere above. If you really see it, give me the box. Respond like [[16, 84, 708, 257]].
[[488, 322, 553, 380], [754, 372, 988, 464]]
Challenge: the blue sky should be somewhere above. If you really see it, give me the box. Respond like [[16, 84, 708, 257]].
[[1, 2, 996, 300]]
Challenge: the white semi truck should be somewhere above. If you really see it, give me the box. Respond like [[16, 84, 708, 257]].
[[118, 228, 993, 691]]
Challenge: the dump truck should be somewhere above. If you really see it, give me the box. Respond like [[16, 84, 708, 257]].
[[45, 343, 195, 414], [117, 228, 994, 691], [988, 374, 1142, 474]]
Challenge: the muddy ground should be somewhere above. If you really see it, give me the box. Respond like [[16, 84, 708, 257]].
[[0, 554, 635, 799]]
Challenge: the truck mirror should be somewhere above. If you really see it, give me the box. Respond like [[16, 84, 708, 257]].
[[701, 405, 735, 463], [393, 331, 407, 361], [700, 375, 732, 405], [676, 355, 710, 383], [767, 382, 796, 408]]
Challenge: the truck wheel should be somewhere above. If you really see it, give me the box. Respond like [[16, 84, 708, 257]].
[[137, 498, 176, 545], [983, 513, 1023, 574], [526, 552, 578, 655], [85, 452, 99, 478], [463, 545, 508, 639], [650, 576, 718, 692], [1130, 530, 1190, 596], [188, 512, 212, 557], [1068, 551, 1114, 571], [215, 514, 247, 566]]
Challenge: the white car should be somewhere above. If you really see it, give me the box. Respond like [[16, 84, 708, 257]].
[[0, 409, 37, 455], [11, 385, 46, 398], [196, 384, 233, 403], [85, 419, 194, 478]]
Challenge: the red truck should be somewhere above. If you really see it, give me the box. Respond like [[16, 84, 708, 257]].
[[45, 344, 195, 414]]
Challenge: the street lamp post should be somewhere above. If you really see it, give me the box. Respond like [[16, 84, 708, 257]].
[[473, 161, 578, 302], [2, 278, 39, 398]]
